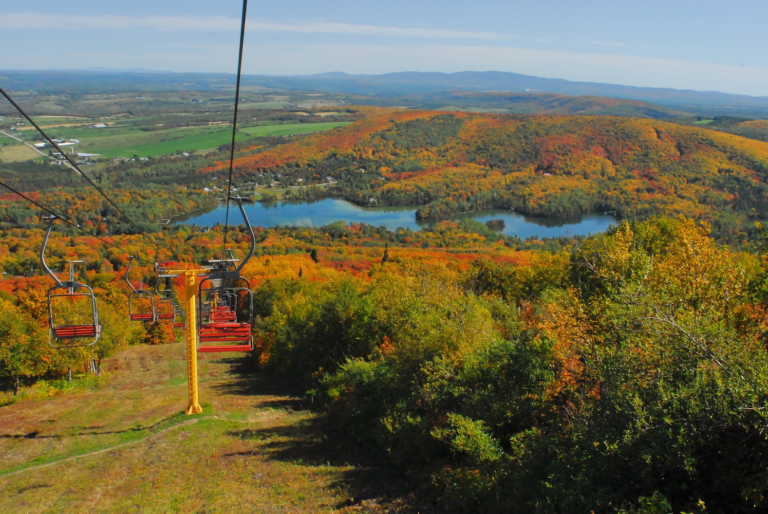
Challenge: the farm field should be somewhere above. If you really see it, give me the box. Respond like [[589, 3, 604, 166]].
[[238, 121, 351, 138], [0, 143, 42, 162], [77, 126, 237, 158], [0, 343, 417, 513], [7, 121, 352, 159]]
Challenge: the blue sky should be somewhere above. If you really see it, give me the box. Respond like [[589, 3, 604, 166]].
[[1, 0, 767, 96]]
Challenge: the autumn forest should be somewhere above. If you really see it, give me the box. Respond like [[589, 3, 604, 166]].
[[3, 95, 768, 512]]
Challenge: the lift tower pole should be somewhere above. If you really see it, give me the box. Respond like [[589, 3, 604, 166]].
[[159, 267, 207, 415]]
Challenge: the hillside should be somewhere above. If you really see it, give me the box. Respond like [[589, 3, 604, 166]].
[[208, 108, 768, 244], [422, 91, 682, 119], [671, 116, 768, 143]]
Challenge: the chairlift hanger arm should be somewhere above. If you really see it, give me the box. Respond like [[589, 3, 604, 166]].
[[125, 256, 139, 293], [233, 197, 255, 275], [40, 217, 65, 288], [41, 217, 87, 290]]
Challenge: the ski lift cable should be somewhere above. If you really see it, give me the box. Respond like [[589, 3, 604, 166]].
[[0, 86, 164, 257], [0, 178, 155, 267], [222, 0, 249, 249]]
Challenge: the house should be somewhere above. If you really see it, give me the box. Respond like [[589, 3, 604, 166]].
[[92, 123, 107, 129]]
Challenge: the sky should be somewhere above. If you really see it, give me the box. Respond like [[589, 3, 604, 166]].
[[1, 0, 767, 96]]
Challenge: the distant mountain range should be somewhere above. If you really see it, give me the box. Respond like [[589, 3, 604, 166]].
[[2, 69, 768, 118], [250, 71, 768, 114]]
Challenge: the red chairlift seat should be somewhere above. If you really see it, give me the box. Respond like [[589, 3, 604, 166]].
[[53, 324, 101, 339], [210, 307, 237, 322], [130, 312, 155, 322], [198, 322, 252, 353]]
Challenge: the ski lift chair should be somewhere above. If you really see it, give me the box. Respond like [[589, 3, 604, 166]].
[[125, 256, 156, 323], [197, 197, 255, 353], [173, 301, 187, 329], [40, 217, 101, 348], [154, 278, 177, 323]]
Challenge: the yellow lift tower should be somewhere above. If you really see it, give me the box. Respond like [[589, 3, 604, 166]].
[[160, 197, 256, 415]]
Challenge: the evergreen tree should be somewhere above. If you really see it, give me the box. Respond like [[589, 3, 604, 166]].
[[310, 249, 319, 263]]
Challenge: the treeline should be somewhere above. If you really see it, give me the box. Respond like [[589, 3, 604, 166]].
[[252, 216, 768, 512]]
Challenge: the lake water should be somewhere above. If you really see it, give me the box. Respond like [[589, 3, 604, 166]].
[[175, 198, 618, 239]]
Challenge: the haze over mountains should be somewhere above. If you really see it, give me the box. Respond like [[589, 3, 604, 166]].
[[2, 69, 768, 118], [258, 71, 768, 108]]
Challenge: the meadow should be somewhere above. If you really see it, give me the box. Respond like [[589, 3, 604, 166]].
[[1, 119, 352, 160], [0, 343, 419, 513]]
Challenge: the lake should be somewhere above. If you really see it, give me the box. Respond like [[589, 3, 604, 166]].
[[175, 198, 618, 239]]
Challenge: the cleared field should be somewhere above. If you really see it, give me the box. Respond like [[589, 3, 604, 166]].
[[238, 101, 289, 109], [238, 122, 350, 138], [82, 127, 236, 158], [32, 116, 89, 121], [0, 343, 417, 512], [17, 122, 98, 131], [0, 144, 40, 162], [38, 122, 352, 158]]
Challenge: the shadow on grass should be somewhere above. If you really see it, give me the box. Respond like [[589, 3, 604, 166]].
[[207, 356, 306, 410], [0, 412, 187, 440], [230, 415, 433, 512], [208, 361, 434, 512]]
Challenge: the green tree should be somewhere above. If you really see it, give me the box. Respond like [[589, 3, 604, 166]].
[[0, 299, 48, 395]]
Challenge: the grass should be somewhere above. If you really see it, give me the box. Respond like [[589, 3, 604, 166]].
[[0, 343, 424, 512], [0, 144, 41, 162], [238, 121, 351, 138], [694, 119, 715, 125], [43, 125, 234, 158], [31, 121, 351, 158]]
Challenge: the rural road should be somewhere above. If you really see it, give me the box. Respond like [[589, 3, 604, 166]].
[[0, 130, 51, 159], [0, 130, 76, 171]]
